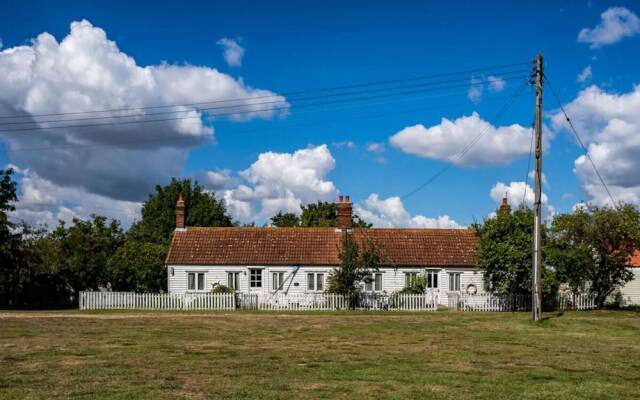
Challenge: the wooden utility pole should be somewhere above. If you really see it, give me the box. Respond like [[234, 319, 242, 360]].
[[532, 54, 543, 321]]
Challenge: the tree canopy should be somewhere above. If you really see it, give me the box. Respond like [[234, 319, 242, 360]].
[[107, 240, 167, 293], [473, 206, 556, 298], [327, 235, 380, 300], [128, 178, 233, 244], [270, 201, 371, 228], [547, 204, 640, 306]]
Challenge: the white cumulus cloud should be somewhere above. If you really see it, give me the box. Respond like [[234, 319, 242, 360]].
[[578, 7, 640, 48], [550, 84, 640, 207], [9, 166, 141, 229], [0, 20, 287, 226], [216, 37, 245, 67], [354, 193, 462, 228], [389, 112, 533, 166], [489, 181, 554, 216], [220, 145, 338, 222]]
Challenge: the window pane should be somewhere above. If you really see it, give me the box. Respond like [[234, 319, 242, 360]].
[[235, 273, 239, 290], [433, 273, 438, 289], [365, 275, 372, 291], [279, 273, 284, 288], [188, 273, 195, 290], [449, 273, 454, 291], [455, 274, 460, 291], [307, 274, 314, 291], [227, 273, 234, 288], [375, 273, 382, 291], [198, 273, 205, 290], [317, 274, 324, 291], [250, 269, 262, 288]]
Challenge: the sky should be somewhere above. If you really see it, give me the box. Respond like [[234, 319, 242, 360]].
[[1, 0, 640, 229]]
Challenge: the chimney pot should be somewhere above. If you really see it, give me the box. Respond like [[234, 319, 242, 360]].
[[339, 195, 344, 203], [499, 195, 511, 215]]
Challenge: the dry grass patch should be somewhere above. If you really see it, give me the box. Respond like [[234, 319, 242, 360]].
[[0, 310, 639, 399]]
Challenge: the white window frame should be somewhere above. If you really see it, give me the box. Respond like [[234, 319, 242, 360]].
[[404, 272, 418, 288], [426, 269, 439, 289], [249, 268, 263, 288], [272, 271, 285, 291], [448, 272, 461, 292], [187, 272, 206, 292], [226, 271, 241, 291], [364, 272, 383, 292], [306, 272, 325, 292]]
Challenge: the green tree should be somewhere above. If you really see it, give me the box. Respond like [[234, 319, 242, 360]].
[[270, 212, 300, 227], [474, 206, 556, 297], [0, 168, 25, 307], [52, 216, 125, 296], [107, 240, 167, 292], [547, 204, 640, 307], [128, 178, 232, 245], [15, 229, 73, 308], [327, 236, 380, 304], [270, 201, 371, 228], [300, 202, 337, 227]]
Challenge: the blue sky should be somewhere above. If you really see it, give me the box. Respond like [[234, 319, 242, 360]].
[[1, 0, 640, 228]]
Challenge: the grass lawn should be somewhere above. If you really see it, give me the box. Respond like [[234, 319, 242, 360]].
[[1, 310, 639, 399]]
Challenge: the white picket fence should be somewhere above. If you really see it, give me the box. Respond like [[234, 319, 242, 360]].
[[238, 293, 348, 311], [557, 293, 598, 310], [358, 292, 438, 311], [79, 291, 438, 312], [80, 291, 598, 312], [448, 292, 531, 312], [79, 291, 235, 311]]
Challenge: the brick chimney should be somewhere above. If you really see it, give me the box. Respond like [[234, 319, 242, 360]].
[[499, 195, 511, 215], [176, 193, 186, 230], [336, 195, 353, 229]]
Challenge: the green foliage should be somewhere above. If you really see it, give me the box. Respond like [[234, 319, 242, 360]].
[[473, 206, 556, 296], [128, 178, 232, 244], [300, 202, 337, 227], [270, 201, 371, 228], [270, 212, 300, 227], [547, 204, 640, 306], [211, 284, 235, 294], [52, 216, 125, 295], [0, 169, 31, 307], [327, 236, 380, 299], [107, 240, 167, 293], [400, 274, 427, 294]]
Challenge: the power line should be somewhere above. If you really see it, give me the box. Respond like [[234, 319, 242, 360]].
[[543, 74, 618, 207], [401, 81, 529, 201], [0, 61, 532, 120], [0, 70, 529, 126], [4, 91, 531, 153], [0, 75, 530, 133]]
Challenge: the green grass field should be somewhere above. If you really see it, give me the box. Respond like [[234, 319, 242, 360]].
[[1, 310, 639, 399]]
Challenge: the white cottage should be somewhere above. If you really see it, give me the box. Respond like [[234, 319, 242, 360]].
[[165, 195, 483, 305], [165, 195, 640, 306]]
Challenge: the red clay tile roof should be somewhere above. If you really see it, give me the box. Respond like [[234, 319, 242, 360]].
[[165, 227, 478, 267], [630, 250, 640, 268]]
